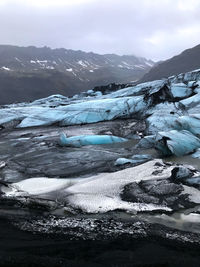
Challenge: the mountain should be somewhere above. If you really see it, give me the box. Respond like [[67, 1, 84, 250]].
[[140, 44, 200, 83], [0, 45, 154, 104]]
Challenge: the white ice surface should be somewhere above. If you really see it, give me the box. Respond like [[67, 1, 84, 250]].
[[3, 177, 74, 196], [183, 185, 200, 204], [3, 160, 173, 213]]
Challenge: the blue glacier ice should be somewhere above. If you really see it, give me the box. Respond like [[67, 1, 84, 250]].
[[115, 154, 152, 166], [174, 115, 200, 136], [169, 83, 192, 99], [17, 108, 68, 128], [59, 133, 128, 147], [1, 68, 200, 132], [171, 166, 194, 181], [31, 94, 69, 107], [155, 130, 200, 156], [147, 113, 179, 135], [187, 81, 197, 88], [59, 96, 147, 126], [168, 68, 200, 84], [179, 93, 200, 110], [106, 80, 166, 99], [146, 102, 182, 134], [145, 101, 184, 134], [0, 95, 147, 128], [192, 148, 200, 158], [186, 177, 200, 186], [114, 158, 135, 165], [147, 109, 200, 138]]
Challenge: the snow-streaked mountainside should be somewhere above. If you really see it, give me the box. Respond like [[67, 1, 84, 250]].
[[0, 45, 154, 73], [140, 44, 200, 83], [0, 45, 154, 104]]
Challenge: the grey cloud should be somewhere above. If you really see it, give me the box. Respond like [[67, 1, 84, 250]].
[[0, 0, 200, 60]]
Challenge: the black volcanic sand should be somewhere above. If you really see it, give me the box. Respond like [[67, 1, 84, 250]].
[[0, 218, 200, 267]]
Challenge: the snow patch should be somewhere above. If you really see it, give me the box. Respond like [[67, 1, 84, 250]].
[[3, 160, 173, 214], [15, 57, 21, 62], [46, 66, 55, 70], [78, 60, 88, 68], [145, 62, 154, 67], [1, 66, 10, 71]]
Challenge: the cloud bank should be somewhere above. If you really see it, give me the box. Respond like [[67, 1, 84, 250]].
[[0, 0, 200, 60]]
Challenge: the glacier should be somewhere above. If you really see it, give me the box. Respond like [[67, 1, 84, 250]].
[[2, 67, 200, 257], [169, 83, 192, 99], [59, 133, 128, 147], [155, 130, 200, 156], [0, 95, 147, 128], [2, 68, 200, 159], [114, 154, 152, 166]]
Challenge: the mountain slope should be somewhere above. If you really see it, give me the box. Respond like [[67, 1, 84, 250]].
[[140, 44, 200, 83], [0, 45, 154, 104]]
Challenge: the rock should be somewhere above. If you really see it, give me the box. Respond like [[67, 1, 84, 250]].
[[170, 166, 200, 188], [171, 166, 194, 182], [143, 81, 171, 106], [0, 124, 138, 181], [121, 179, 192, 211]]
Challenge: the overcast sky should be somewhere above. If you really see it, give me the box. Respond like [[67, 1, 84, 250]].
[[0, 0, 200, 61]]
